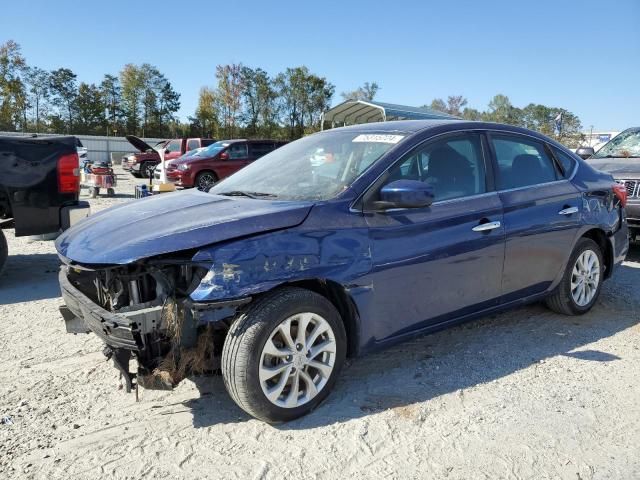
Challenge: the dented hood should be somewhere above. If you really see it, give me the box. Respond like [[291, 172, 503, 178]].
[[55, 189, 313, 265]]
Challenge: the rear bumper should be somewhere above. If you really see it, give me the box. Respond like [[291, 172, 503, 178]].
[[61, 201, 91, 230]]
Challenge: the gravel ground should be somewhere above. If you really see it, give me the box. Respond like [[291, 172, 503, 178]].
[[1, 167, 639, 479]]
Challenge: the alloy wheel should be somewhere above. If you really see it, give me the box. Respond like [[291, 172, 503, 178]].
[[259, 312, 337, 408], [571, 249, 601, 307], [197, 173, 216, 191]]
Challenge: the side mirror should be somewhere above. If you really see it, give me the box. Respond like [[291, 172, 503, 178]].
[[576, 146, 595, 160], [373, 179, 435, 210], [219, 151, 229, 160]]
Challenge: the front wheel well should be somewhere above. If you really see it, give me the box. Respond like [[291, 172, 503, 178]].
[[581, 228, 613, 279], [260, 279, 359, 357]]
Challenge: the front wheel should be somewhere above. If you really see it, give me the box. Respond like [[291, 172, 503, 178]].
[[545, 238, 604, 315], [222, 287, 347, 423]]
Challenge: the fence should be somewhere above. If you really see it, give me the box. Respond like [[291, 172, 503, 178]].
[[0, 131, 165, 163]]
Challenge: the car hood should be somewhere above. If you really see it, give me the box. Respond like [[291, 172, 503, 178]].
[[125, 135, 157, 153], [56, 189, 313, 265], [587, 157, 640, 177]]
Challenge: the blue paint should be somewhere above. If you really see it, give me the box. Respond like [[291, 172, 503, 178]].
[[56, 121, 629, 356]]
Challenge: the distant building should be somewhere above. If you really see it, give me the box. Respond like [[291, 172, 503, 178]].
[[582, 130, 621, 151]]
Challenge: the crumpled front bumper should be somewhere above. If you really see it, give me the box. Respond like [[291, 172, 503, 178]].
[[59, 269, 143, 351]]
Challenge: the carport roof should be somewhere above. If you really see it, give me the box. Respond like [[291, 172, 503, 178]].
[[322, 100, 458, 128]]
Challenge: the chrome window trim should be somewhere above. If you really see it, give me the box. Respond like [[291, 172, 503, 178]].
[[350, 127, 580, 214]]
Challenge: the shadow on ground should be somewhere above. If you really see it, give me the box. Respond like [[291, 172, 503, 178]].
[[187, 246, 640, 429], [0, 253, 61, 304]]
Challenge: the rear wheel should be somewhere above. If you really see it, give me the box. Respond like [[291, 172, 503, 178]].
[[221, 287, 347, 423], [195, 171, 218, 191], [545, 238, 604, 315], [140, 162, 155, 180], [0, 229, 7, 276], [107, 188, 115, 197], [91, 187, 100, 198]]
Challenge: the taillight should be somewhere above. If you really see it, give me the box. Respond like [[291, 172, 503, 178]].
[[612, 183, 627, 207], [58, 153, 80, 193]]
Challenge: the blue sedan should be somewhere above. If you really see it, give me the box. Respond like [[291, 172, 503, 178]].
[[56, 120, 629, 422]]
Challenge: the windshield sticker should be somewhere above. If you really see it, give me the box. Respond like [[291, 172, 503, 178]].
[[352, 134, 405, 144]]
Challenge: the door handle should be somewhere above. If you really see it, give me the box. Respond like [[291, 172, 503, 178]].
[[558, 207, 579, 215], [472, 221, 501, 232]]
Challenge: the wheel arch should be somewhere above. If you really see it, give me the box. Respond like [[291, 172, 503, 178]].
[[260, 279, 361, 357], [581, 228, 614, 279]]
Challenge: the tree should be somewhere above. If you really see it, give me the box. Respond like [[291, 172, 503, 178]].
[[484, 94, 522, 125], [461, 107, 482, 121], [341, 81, 379, 102], [75, 83, 105, 135], [0, 40, 27, 131], [215, 63, 244, 138], [426, 95, 467, 117], [49, 68, 78, 133], [275, 66, 334, 138], [100, 74, 123, 135], [193, 86, 218, 138], [241, 66, 278, 137], [120, 64, 144, 135], [25, 67, 49, 132]]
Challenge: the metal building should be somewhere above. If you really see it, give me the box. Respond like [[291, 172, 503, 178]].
[[321, 100, 457, 129]]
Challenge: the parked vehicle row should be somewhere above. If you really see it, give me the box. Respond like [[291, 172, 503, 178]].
[[581, 127, 640, 242], [0, 135, 89, 274], [122, 136, 216, 179], [56, 120, 628, 423], [154, 139, 288, 190]]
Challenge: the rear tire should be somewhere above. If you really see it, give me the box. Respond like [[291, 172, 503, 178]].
[[0, 229, 7, 276], [91, 187, 99, 198], [221, 287, 347, 423], [107, 188, 115, 197], [545, 238, 604, 315]]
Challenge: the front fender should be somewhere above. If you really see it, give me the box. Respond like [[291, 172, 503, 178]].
[[189, 227, 372, 302]]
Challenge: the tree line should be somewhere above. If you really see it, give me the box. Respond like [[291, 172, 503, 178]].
[[1, 40, 584, 145]]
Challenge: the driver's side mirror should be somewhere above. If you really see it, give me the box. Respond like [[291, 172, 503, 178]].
[[576, 146, 595, 160], [372, 179, 435, 210], [219, 151, 229, 160]]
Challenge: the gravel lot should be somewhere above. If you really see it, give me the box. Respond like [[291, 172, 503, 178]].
[[1, 167, 639, 479]]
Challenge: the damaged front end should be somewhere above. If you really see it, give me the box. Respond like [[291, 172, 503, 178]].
[[59, 258, 249, 393]]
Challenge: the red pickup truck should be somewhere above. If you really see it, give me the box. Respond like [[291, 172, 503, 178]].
[[122, 136, 215, 178]]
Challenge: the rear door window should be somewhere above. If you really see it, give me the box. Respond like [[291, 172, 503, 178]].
[[491, 134, 558, 189], [228, 143, 248, 160], [250, 142, 275, 159]]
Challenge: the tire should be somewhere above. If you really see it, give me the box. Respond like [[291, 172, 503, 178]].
[[107, 188, 115, 197], [222, 287, 347, 423], [91, 187, 99, 198], [0, 229, 7, 276], [195, 171, 218, 191], [545, 238, 604, 315], [140, 162, 155, 180]]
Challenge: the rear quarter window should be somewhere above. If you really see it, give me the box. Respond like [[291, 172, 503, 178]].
[[552, 147, 577, 178]]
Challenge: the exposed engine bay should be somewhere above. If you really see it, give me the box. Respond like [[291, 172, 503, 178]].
[[59, 260, 249, 395]]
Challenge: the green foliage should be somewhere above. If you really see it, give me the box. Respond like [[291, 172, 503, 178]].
[[341, 81, 379, 102]]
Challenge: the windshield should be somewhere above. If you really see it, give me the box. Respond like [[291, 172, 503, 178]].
[[209, 131, 405, 201], [195, 141, 230, 157], [593, 129, 640, 158]]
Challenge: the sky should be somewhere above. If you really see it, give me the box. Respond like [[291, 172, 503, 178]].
[[2, 0, 639, 131]]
